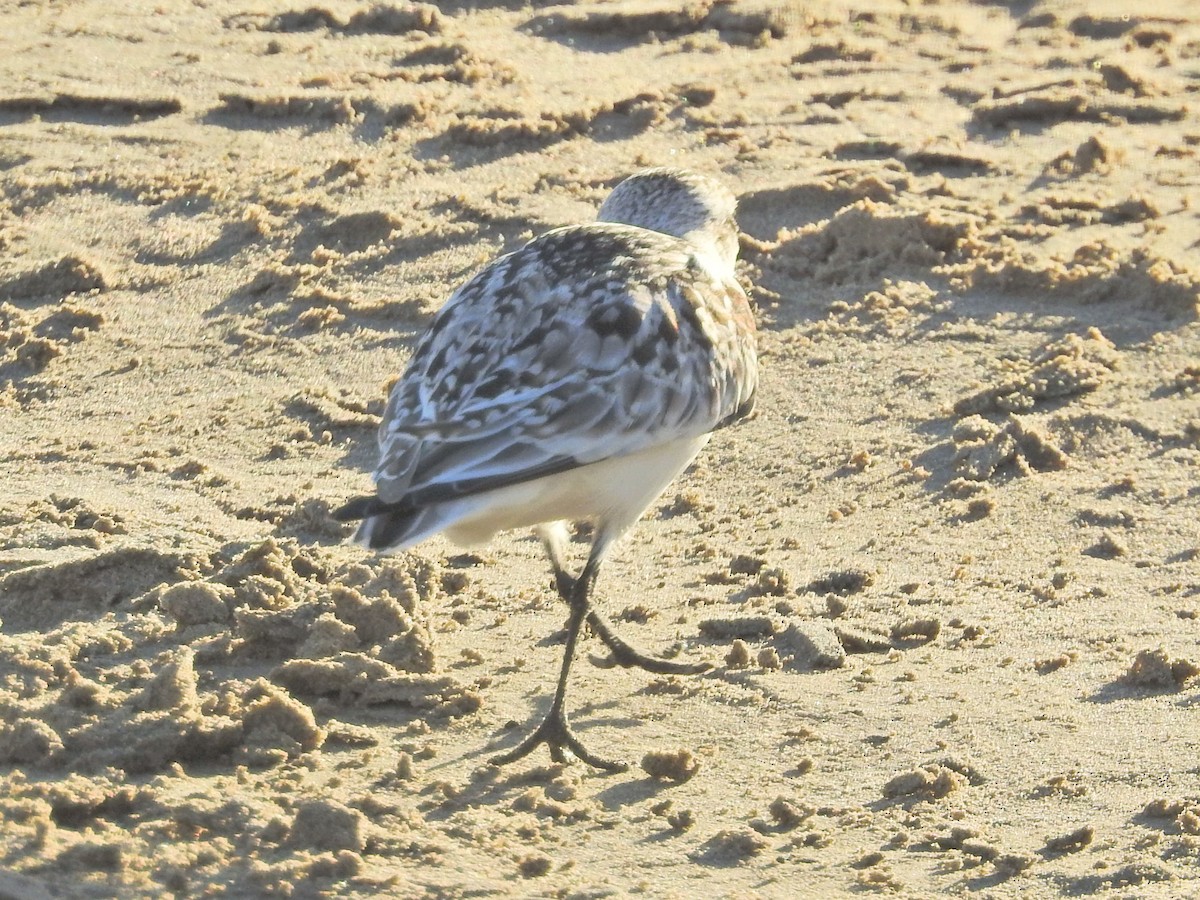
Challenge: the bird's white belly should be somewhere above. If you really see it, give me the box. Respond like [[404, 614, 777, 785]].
[[443, 434, 710, 547]]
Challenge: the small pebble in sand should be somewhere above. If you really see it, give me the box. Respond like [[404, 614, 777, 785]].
[[757, 647, 782, 670], [641, 748, 701, 782], [1034, 653, 1075, 674], [768, 796, 811, 829], [518, 854, 553, 877], [883, 764, 967, 800], [891, 618, 941, 644], [288, 799, 366, 853], [1121, 649, 1200, 690], [395, 752, 415, 780], [994, 852, 1036, 876], [1087, 531, 1129, 559], [807, 569, 874, 595], [667, 808, 696, 832], [691, 828, 767, 862], [751, 566, 790, 596], [698, 615, 777, 639], [847, 449, 874, 471], [965, 496, 996, 519], [1042, 824, 1093, 856], [854, 865, 903, 892], [729, 553, 765, 575], [725, 639, 752, 668]]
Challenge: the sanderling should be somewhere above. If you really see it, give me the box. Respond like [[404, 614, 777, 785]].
[[334, 167, 758, 770]]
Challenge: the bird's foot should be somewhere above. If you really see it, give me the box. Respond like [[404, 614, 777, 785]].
[[491, 707, 628, 772], [586, 611, 711, 676]]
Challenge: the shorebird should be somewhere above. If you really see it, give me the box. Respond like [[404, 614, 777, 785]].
[[333, 167, 758, 770]]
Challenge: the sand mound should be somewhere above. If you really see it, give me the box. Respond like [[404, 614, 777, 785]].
[[952, 416, 1069, 482], [950, 242, 1200, 319], [0, 538, 477, 776], [955, 328, 1121, 416], [0, 296, 105, 403], [0, 545, 202, 630], [766, 200, 975, 287], [0, 255, 109, 302]]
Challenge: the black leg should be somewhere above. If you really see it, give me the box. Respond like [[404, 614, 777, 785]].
[[585, 609, 711, 675], [491, 556, 628, 771], [550, 560, 710, 677]]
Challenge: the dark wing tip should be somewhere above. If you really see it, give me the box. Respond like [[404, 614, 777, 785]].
[[331, 495, 381, 522], [715, 388, 757, 430]]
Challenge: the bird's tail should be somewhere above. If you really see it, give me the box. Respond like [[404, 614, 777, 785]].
[[331, 495, 447, 552]]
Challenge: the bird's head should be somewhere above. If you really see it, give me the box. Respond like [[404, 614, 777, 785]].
[[597, 168, 740, 274]]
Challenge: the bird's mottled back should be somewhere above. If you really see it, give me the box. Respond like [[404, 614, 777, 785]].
[[373, 218, 755, 507]]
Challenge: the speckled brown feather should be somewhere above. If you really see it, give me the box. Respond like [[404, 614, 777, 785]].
[[337, 168, 757, 550]]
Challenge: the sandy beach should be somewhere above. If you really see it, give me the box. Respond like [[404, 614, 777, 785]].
[[2, 0, 1199, 896]]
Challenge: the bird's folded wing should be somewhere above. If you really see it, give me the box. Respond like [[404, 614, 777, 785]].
[[370, 234, 756, 509], [372, 358, 713, 507]]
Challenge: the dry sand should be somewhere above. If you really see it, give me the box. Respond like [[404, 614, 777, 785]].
[[2, 0, 1199, 896]]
